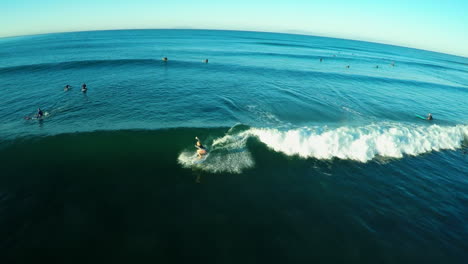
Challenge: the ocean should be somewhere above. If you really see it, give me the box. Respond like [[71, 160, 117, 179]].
[[0, 29, 467, 263]]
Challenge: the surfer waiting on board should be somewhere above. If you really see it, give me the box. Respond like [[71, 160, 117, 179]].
[[36, 108, 43, 118], [81, 83, 87, 93], [64, 84, 71, 91], [427, 113, 433, 120], [195, 136, 207, 158]]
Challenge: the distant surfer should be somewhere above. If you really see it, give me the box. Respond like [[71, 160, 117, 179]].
[[162, 57, 168, 62], [23, 108, 46, 120], [64, 84, 71, 91], [81, 83, 87, 93], [346, 65, 350, 68], [427, 113, 433, 120], [195, 136, 207, 158], [320, 58, 323, 62], [36, 108, 44, 119], [204, 59, 208, 63]]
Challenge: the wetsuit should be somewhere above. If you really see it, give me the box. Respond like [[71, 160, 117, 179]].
[[196, 145, 206, 151]]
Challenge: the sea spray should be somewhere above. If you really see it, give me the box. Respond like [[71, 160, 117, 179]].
[[178, 131, 255, 174]]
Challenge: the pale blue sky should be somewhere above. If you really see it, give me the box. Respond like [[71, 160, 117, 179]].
[[2, 0, 467, 57]]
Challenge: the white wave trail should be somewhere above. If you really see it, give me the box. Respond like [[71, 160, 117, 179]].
[[248, 124, 468, 162], [177, 131, 254, 174]]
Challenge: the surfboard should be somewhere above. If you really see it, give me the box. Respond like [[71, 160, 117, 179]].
[[415, 114, 427, 120], [24, 112, 50, 120], [193, 153, 209, 164]]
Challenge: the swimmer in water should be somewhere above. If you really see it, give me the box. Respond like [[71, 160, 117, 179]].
[[64, 84, 71, 91], [162, 57, 168, 62], [427, 113, 433, 120], [81, 83, 87, 93], [195, 136, 207, 158]]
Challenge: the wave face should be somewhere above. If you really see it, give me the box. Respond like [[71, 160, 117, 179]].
[[1, 124, 466, 175], [2, 123, 465, 176]]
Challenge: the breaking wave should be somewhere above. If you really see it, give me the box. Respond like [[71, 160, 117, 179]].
[[178, 123, 468, 172], [247, 123, 468, 162]]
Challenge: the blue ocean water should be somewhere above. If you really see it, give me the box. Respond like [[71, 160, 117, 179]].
[[0, 29, 467, 263]]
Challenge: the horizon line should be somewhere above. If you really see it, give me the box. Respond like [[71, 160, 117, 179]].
[[1, 27, 466, 59]]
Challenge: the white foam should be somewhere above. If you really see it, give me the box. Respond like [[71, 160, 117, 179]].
[[247, 124, 468, 162], [178, 123, 467, 173]]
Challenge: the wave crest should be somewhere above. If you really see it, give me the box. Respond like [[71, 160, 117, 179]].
[[248, 124, 468, 162], [177, 123, 467, 173]]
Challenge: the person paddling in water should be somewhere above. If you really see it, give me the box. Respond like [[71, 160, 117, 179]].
[[427, 113, 433, 120], [81, 83, 87, 93], [195, 136, 207, 158]]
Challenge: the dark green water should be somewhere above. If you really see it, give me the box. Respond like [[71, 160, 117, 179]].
[[1, 129, 467, 263]]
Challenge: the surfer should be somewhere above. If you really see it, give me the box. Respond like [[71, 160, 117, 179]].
[[64, 84, 71, 91], [195, 136, 207, 158], [427, 113, 433, 120], [204, 59, 208, 63], [162, 57, 168, 62], [81, 83, 87, 93], [36, 108, 44, 119]]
